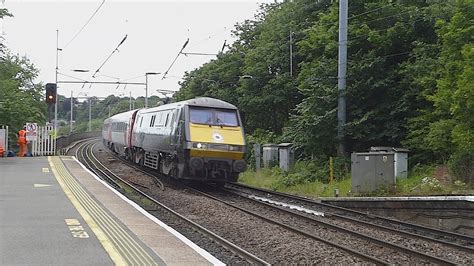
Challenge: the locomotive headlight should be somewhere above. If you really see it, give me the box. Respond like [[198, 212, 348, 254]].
[[192, 142, 208, 149], [228, 145, 243, 152]]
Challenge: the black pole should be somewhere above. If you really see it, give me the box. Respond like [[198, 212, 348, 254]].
[[48, 104, 52, 123]]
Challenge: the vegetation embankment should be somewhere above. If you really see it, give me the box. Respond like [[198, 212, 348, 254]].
[[239, 163, 471, 198]]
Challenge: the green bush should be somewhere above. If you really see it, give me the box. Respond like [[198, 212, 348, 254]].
[[270, 157, 349, 189], [449, 149, 474, 185]]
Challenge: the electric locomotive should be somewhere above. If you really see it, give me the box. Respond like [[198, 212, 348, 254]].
[[102, 97, 247, 183]]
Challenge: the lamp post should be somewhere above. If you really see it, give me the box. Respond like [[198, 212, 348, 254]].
[[54, 30, 61, 137], [145, 72, 160, 108], [89, 98, 92, 132], [70, 90, 73, 133]]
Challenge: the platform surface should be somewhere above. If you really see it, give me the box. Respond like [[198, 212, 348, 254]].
[[0, 157, 112, 264], [0, 156, 219, 265]]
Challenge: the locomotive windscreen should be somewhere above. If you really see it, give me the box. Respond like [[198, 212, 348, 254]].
[[189, 107, 239, 126]]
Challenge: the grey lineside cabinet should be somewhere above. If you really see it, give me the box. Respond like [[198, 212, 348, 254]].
[[370, 146, 409, 179], [351, 152, 395, 193], [262, 144, 279, 168]]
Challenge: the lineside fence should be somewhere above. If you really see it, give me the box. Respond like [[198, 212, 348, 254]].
[[0, 125, 8, 157], [31, 125, 56, 156]]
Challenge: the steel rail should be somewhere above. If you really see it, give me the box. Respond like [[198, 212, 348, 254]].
[[186, 185, 387, 265], [100, 147, 165, 191], [223, 187, 456, 265], [64, 136, 99, 155], [229, 182, 474, 247], [78, 140, 269, 265], [226, 184, 474, 253]]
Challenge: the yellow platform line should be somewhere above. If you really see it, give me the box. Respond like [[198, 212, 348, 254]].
[[56, 161, 151, 265], [48, 156, 127, 265], [53, 158, 138, 265], [51, 156, 156, 265], [49, 156, 157, 265], [55, 156, 157, 265], [51, 156, 155, 265]]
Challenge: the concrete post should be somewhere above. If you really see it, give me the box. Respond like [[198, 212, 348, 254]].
[[254, 143, 261, 171], [337, 0, 348, 155], [278, 143, 294, 172]]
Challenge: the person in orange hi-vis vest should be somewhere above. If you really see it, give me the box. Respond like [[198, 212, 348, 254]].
[[17, 127, 28, 157]]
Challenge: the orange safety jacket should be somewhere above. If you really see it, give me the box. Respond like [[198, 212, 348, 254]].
[[18, 129, 27, 144]]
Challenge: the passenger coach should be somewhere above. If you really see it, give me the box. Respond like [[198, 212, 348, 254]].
[[102, 97, 247, 183]]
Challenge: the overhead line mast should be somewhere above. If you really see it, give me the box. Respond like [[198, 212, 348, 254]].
[[337, 0, 348, 156]]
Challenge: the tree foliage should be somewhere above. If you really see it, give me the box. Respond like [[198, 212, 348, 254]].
[[175, 0, 472, 171], [0, 53, 47, 143], [174, 0, 473, 179]]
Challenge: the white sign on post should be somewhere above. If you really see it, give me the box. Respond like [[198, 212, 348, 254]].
[[25, 123, 38, 141], [0, 129, 6, 150]]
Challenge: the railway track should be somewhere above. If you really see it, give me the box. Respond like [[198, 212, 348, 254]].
[[227, 183, 474, 246], [223, 182, 474, 264], [70, 138, 472, 264], [74, 139, 270, 265], [188, 184, 465, 265], [76, 140, 371, 264]]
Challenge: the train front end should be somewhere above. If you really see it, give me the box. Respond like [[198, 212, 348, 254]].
[[184, 102, 246, 183]]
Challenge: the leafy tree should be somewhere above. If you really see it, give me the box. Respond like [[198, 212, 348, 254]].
[[0, 54, 47, 143], [286, 1, 456, 158], [405, 0, 472, 164], [0, 8, 13, 57]]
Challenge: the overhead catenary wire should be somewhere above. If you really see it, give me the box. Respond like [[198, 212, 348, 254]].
[[348, 2, 394, 20], [58, 72, 88, 82], [122, 74, 145, 82], [63, 0, 106, 49], [314, 4, 419, 32], [185, 26, 228, 51], [92, 34, 128, 78], [181, 52, 218, 56], [162, 38, 189, 80], [347, 17, 429, 43]]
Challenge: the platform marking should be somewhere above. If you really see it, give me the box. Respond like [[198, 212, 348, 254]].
[[72, 156, 224, 265], [65, 219, 90, 238], [34, 184, 52, 188], [48, 156, 128, 266], [56, 163, 153, 265], [50, 156, 157, 265], [42, 168, 50, 173]]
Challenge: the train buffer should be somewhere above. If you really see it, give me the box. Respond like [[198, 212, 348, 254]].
[[0, 156, 222, 265]]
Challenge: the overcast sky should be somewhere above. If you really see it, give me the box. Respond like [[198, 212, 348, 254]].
[[1, 0, 268, 99]]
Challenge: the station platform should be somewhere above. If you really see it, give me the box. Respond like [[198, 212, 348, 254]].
[[0, 156, 221, 265], [320, 196, 474, 236]]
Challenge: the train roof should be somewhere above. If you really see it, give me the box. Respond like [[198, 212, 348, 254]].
[[104, 109, 138, 123], [140, 97, 237, 114], [104, 98, 238, 121]]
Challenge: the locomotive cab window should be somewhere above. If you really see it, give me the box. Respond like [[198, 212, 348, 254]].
[[215, 109, 239, 126], [189, 107, 239, 126]]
